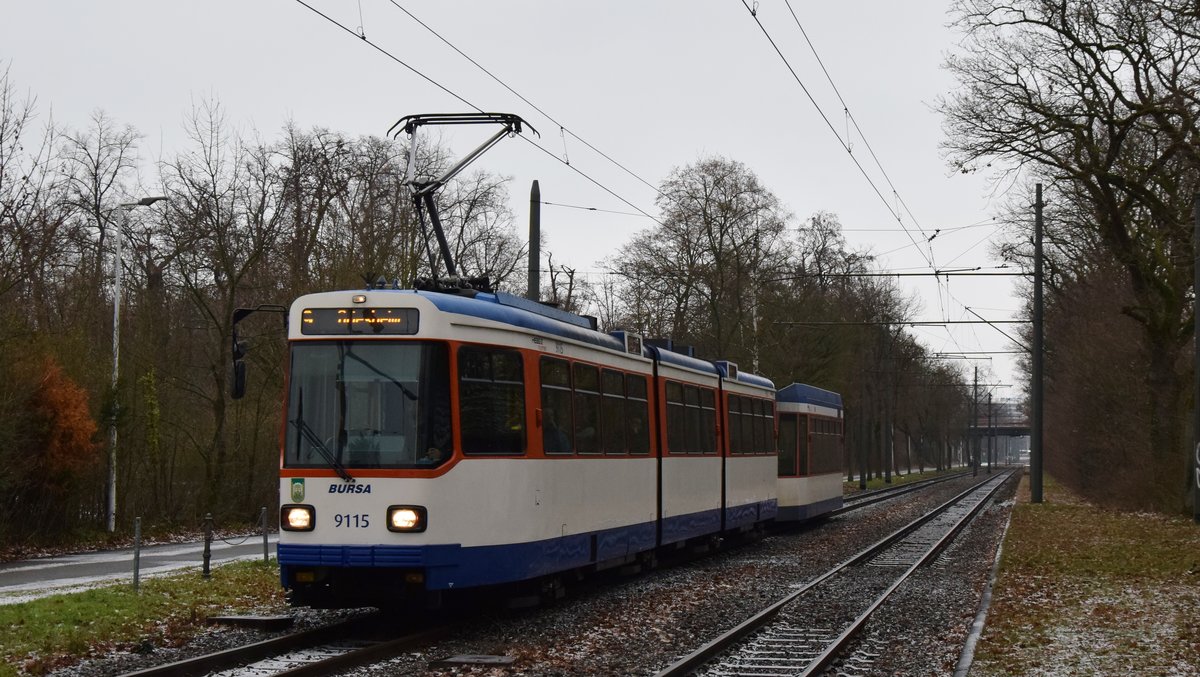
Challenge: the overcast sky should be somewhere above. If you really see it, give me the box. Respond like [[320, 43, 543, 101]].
[[0, 0, 1024, 391]]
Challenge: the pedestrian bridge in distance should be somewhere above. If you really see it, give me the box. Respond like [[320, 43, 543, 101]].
[[968, 424, 1030, 438], [968, 397, 1029, 439]]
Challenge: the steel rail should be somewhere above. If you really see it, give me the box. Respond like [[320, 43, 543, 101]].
[[655, 470, 1016, 676], [801, 472, 1014, 676], [834, 470, 971, 515], [122, 614, 383, 677], [270, 625, 451, 676], [123, 611, 450, 677]]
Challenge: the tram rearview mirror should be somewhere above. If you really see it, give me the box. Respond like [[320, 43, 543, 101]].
[[231, 358, 246, 400]]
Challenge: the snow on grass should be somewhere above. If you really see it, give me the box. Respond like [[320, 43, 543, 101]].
[[969, 474, 1200, 676]]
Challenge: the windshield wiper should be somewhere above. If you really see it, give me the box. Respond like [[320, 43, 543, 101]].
[[292, 417, 354, 482], [343, 348, 419, 401], [292, 389, 354, 482]]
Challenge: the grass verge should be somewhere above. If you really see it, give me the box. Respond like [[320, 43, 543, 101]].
[[0, 560, 286, 676], [971, 473, 1200, 675]]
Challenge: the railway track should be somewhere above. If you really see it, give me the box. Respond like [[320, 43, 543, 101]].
[[657, 470, 1016, 677], [835, 470, 971, 515], [124, 612, 448, 677], [120, 471, 1003, 677]]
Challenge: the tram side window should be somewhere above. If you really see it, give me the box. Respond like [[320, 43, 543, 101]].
[[738, 398, 747, 453], [732, 396, 768, 455], [744, 396, 753, 453], [601, 369, 625, 455], [811, 416, 828, 474], [687, 386, 716, 454], [573, 363, 601, 454], [744, 398, 753, 451], [682, 386, 700, 453], [666, 381, 686, 453], [727, 395, 742, 455], [797, 414, 809, 475], [699, 388, 716, 454], [665, 382, 716, 454], [748, 397, 758, 454], [540, 357, 573, 454], [458, 346, 525, 455], [627, 375, 650, 455], [778, 413, 798, 476], [810, 416, 844, 475], [763, 401, 775, 455], [812, 418, 827, 473]]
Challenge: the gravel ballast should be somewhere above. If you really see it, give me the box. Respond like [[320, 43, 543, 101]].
[[50, 472, 1018, 676]]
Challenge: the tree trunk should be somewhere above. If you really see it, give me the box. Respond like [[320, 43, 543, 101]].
[[1146, 340, 1188, 512]]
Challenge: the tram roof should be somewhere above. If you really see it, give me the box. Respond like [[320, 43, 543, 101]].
[[777, 383, 843, 409], [298, 287, 775, 386], [425, 290, 775, 387], [423, 290, 629, 353]]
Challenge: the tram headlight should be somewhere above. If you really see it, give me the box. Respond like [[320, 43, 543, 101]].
[[281, 504, 315, 531], [387, 505, 427, 532]]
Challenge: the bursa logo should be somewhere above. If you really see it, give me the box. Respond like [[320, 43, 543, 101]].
[[329, 484, 372, 494]]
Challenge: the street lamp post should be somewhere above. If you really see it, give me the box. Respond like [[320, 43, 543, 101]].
[[107, 196, 167, 534]]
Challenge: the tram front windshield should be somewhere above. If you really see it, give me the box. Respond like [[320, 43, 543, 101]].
[[285, 341, 451, 469]]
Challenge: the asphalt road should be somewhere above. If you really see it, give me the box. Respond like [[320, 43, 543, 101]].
[[0, 535, 278, 605]]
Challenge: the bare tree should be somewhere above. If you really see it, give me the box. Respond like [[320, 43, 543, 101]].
[[542, 253, 593, 314], [440, 170, 526, 290], [275, 124, 349, 293], [796, 210, 871, 286], [607, 156, 792, 363], [940, 0, 1200, 511], [59, 110, 141, 288], [0, 65, 68, 312], [330, 135, 422, 290], [159, 99, 285, 511]]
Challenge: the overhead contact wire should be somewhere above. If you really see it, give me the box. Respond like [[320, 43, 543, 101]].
[[783, 1, 934, 246], [781, 0, 946, 322], [293, 0, 663, 226], [738, 0, 932, 269], [387, 0, 663, 197], [294, 0, 478, 110]]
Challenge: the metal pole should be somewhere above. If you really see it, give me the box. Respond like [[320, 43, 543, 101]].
[[106, 210, 124, 534], [963, 394, 969, 471], [884, 323, 892, 484], [972, 367, 979, 477], [849, 400, 859, 480], [133, 516, 142, 591], [528, 180, 541, 301], [261, 506, 269, 563], [1193, 192, 1200, 523], [987, 393, 993, 473], [106, 197, 166, 533], [858, 381, 867, 490], [1032, 184, 1045, 503], [203, 513, 213, 579], [422, 192, 457, 278]]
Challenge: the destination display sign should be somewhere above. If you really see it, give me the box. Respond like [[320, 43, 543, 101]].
[[300, 308, 419, 335]]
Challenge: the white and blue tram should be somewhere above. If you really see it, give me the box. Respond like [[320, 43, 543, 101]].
[[775, 383, 846, 520], [261, 112, 844, 607], [271, 287, 840, 607]]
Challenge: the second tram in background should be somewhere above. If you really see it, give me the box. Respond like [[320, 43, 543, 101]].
[[776, 383, 845, 520]]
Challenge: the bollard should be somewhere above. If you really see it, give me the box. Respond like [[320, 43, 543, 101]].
[[133, 517, 142, 592], [260, 506, 269, 563], [203, 512, 213, 579]]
